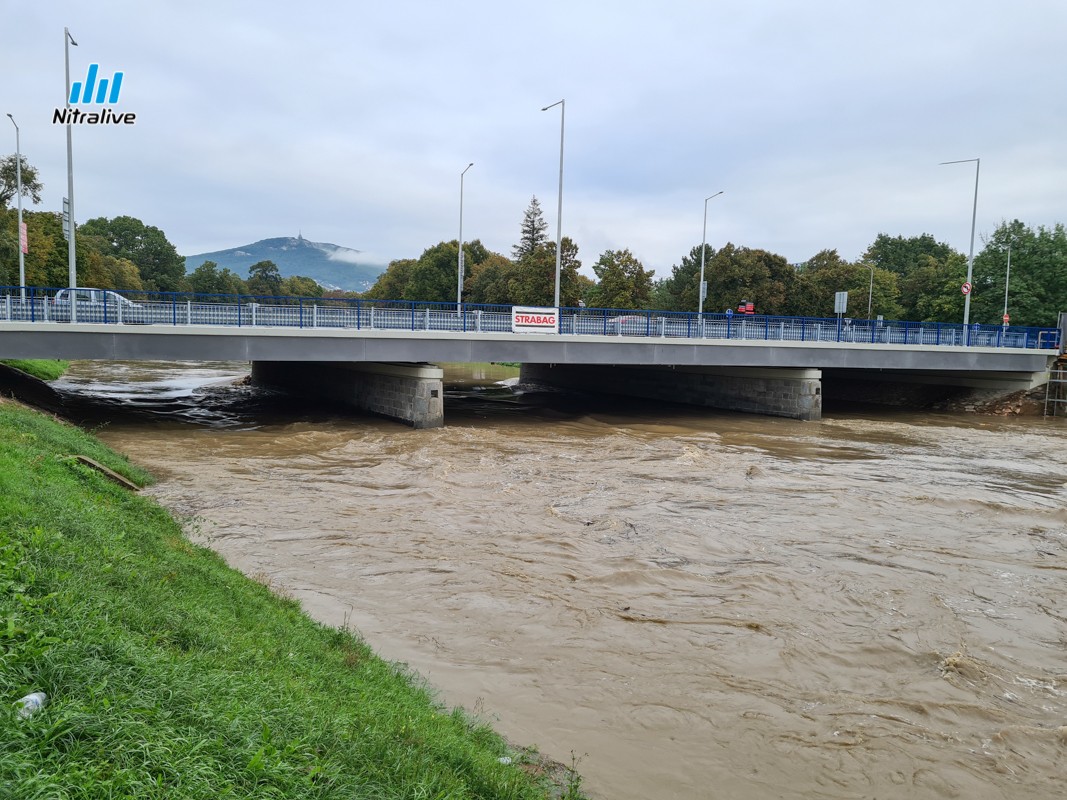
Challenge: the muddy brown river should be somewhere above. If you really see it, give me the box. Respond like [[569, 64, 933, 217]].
[[53, 361, 1067, 799]]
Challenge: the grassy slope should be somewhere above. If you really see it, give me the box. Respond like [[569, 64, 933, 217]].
[[0, 360, 69, 381], [0, 401, 578, 799]]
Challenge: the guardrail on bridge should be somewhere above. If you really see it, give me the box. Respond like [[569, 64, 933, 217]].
[[1, 286, 1060, 351]]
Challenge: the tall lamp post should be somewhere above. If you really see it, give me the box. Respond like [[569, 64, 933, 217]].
[[541, 99, 564, 309], [1003, 235, 1016, 325], [5, 114, 25, 300], [866, 264, 875, 319], [698, 190, 724, 315], [64, 26, 79, 320], [940, 157, 980, 326], [457, 162, 473, 310]]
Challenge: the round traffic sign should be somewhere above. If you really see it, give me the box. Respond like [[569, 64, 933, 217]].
[[1002, 313, 1010, 324], [961, 282, 972, 295]]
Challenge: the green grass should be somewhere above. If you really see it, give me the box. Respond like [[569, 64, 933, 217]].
[[0, 400, 583, 799], [0, 360, 70, 381]]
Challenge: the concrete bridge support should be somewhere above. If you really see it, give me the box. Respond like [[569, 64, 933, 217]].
[[520, 363, 822, 421], [251, 361, 444, 428]]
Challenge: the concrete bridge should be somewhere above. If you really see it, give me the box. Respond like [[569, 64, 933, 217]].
[[1, 315, 1059, 427]]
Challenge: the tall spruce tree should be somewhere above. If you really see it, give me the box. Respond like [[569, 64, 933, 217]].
[[512, 196, 549, 261]]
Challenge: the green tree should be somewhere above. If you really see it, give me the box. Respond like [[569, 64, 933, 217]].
[[405, 241, 461, 302], [657, 245, 711, 312], [705, 244, 795, 315], [0, 154, 43, 209], [863, 233, 958, 277], [79, 215, 186, 291], [247, 260, 283, 296], [588, 248, 655, 309], [789, 249, 901, 319], [281, 275, 325, 298], [360, 240, 500, 303], [898, 252, 967, 322], [970, 220, 1067, 327], [188, 260, 248, 296], [512, 196, 549, 261], [464, 252, 516, 305], [505, 236, 583, 307], [364, 258, 416, 300]]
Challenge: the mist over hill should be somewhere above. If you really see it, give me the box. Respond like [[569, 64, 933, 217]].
[[184, 235, 385, 292]]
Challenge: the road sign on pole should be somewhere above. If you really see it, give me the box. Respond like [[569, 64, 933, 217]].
[[834, 291, 848, 314], [961, 282, 972, 295]]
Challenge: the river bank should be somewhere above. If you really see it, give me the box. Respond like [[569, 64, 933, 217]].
[[0, 396, 584, 799]]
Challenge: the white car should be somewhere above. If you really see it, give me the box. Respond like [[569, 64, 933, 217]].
[[52, 288, 148, 323]]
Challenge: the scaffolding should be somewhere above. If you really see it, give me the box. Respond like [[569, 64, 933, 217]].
[[1045, 361, 1067, 417]]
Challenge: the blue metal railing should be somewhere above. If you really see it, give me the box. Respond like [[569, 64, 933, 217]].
[[0, 285, 1060, 351]]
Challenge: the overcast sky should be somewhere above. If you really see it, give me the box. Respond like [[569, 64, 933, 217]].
[[5, 1, 1066, 277]]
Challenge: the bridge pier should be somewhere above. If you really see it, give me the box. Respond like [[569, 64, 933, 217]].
[[251, 361, 444, 428], [520, 364, 822, 421]]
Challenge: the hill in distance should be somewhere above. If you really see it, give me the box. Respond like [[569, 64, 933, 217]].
[[184, 235, 385, 292]]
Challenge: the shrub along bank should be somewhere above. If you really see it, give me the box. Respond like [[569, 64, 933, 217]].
[[0, 400, 581, 799]]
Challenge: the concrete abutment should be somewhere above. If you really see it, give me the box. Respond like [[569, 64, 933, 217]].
[[520, 363, 823, 421], [251, 361, 444, 428]]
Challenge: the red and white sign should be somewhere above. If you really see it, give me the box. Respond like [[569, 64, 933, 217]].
[[1002, 313, 1010, 325], [511, 306, 558, 334], [19, 222, 27, 254], [961, 282, 972, 295]]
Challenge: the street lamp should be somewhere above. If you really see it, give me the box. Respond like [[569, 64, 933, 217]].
[[457, 162, 473, 310], [5, 114, 25, 301], [541, 99, 564, 309], [698, 191, 724, 315], [940, 157, 980, 326], [866, 264, 874, 320], [1003, 234, 1016, 325], [64, 26, 79, 320]]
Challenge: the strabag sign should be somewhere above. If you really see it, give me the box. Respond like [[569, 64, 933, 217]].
[[512, 306, 558, 334]]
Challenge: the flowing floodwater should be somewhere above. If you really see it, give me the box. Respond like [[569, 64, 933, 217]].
[[52, 361, 1067, 799]]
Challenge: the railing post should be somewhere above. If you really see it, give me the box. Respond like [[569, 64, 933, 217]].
[[238, 295, 243, 327], [172, 293, 177, 326], [726, 315, 731, 339], [299, 298, 304, 329], [370, 306, 376, 329], [3, 294, 9, 321], [186, 300, 192, 325], [356, 298, 362, 330], [476, 309, 482, 332], [410, 301, 416, 331], [425, 307, 430, 331], [312, 304, 318, 328]]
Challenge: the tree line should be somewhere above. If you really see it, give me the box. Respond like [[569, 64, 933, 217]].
[[362, 196, 1067, 328], [3, 153, 1065, 326]]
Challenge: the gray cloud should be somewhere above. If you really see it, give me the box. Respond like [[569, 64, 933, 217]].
[[5, 0, 1066, 278]]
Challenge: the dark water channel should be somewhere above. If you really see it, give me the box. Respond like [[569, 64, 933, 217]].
[[49, 361, 1067, 799]]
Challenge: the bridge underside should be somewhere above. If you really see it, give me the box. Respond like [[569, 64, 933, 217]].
[[521, 363, 824, 420], [251, 361, 444, 429]]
